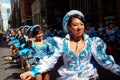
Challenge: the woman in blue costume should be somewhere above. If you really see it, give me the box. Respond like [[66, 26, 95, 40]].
[[5, 26, 30, 67], [7, 29, 17, 54], [103, 21, 120, 63], [5, 28, 21, 61], [97, 22, 106, 39], [84, 23, 96, 37], [20, 10, 120, 80], [18, 26, 35, 70], [20, 25, 54, 80]]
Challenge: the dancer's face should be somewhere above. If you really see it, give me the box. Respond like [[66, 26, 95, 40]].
[[36, 30, 43, 41], [68, 17, 84, 38]]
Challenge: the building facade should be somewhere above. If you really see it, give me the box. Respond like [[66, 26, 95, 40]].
[[70, 0, 120, 26], [10, 0, 21, 28], [10, 0, 120, 28], [19, 0, 34, 26], [0, 1, 3, 31], [31, 0, 41, 25]]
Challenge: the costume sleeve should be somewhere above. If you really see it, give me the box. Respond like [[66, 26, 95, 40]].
[[91, 37, 120, 76], [29, 37, 64, 77]]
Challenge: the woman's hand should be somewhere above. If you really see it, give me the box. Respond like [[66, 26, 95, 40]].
[[20, 71, 33, 80], [4, 56, 12, 61]]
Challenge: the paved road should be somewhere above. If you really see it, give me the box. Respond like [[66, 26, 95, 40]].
[[0, 41, 24, 80], [0, 41, 61, 80], [0, 41, 120, 80]]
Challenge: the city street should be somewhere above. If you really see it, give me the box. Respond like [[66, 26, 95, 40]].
[[0, 40, 61, 80], [0, 0, 120, 80], [0, 41, 23, 80], [0, 40, 120, 80]]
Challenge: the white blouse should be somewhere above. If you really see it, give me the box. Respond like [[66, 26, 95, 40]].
[[29, 34, 120, 80]]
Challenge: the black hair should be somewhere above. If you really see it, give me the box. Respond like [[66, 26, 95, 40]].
[[67, 14, 85, 40], [67, 14, 85, 26], [32, 27, 42, 37]]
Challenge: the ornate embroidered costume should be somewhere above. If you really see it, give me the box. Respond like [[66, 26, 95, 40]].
[[29, 34, 120, 80]]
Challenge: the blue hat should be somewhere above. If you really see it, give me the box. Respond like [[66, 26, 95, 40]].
[[106, 20, 115, 26], [25, 26, 32, 36], [18, 25, 30, 30], [62, 10, 85, 33], [24, 25, 30, 29], [30, 25, 42, 31], [18, 26, 24, 30]]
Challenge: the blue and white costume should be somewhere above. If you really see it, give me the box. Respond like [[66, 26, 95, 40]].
[[33, 40, 49, 60], [85, 27, 97, 37], [30, 39, 53, 65], [12, 34, 21, 48], [26, 10, 120, 80], [28, 34, 120, 80], [19, 40, 34, 57], [97, 27, 105, 38], [104, 29, 116, 43], [19, 37, 55, 67]]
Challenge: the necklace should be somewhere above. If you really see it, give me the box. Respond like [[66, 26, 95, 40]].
[[70, 35, 82, 52], [72, 38, 81, 52], [76, 42, 78, 52]]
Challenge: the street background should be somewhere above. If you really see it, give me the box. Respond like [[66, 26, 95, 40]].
[[0, 41, 23, 80]]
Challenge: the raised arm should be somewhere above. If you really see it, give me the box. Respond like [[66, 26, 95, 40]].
[[91, 37, 120, 76]]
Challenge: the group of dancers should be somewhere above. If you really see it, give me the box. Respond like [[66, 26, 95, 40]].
[[4, 10, 120, 80]]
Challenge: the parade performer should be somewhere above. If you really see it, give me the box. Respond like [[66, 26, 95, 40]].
[[20, 10, 120, 80]]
